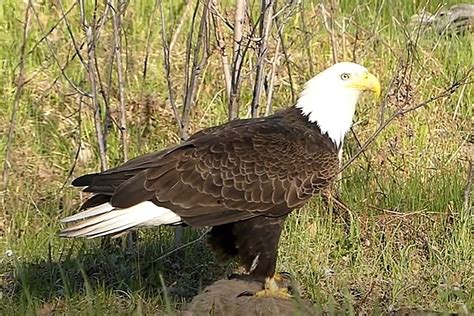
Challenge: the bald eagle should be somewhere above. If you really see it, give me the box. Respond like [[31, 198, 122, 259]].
[[60, 62, 380, 297]]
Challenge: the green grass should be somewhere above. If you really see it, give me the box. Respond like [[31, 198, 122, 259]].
[[1, 0, 472, 314]]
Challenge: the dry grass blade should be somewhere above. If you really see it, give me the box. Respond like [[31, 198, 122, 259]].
[[463, 161, 473, 211]]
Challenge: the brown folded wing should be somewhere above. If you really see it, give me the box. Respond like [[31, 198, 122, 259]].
[[75, 113, 339, 227]]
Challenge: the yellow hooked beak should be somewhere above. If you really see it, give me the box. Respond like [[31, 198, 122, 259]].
[[347, 71, 381, 98]]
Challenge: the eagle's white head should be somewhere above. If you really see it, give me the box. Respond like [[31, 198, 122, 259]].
[[296, 62, 380, 147]]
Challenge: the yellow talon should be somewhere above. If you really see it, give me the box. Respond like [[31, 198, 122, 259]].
[[254, 277, 292, 299], [273, 273, 283, 282]]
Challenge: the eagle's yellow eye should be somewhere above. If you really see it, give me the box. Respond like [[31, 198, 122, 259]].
[[340, 73, 350, 80]]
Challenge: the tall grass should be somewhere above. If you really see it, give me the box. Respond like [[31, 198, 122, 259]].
[[0, 0, 472, 314]]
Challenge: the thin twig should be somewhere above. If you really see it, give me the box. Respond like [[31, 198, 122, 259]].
[[211, 0, 232, 99], [170, 0, 193, 52], [59, 95, 84, 192], [229, 0, 246, 120], [153, 229, 210, 262], [80, 0, 108, 171], [250, 0, 274, 118], [91, 4, 114, 148], [181, 0, 210, 140], [158, 0, 183, 133], [142, 0, 160, 85], [264, 1, 298, 115], [57, 0, 88, 72], [110, 0, 129, 162], [265, 30, 281, 116], [276, 22, 295, 104], [3, 0, 32, 191], [329, 0, 339, 64], [24, 2, 76, 59], [31, 3, 89, 96]]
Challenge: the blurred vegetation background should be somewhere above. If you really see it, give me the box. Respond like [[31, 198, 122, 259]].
[[0, 0, 472, 314]]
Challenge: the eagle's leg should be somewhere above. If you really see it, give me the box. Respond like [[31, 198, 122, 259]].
[[209, 214, 292, 298]]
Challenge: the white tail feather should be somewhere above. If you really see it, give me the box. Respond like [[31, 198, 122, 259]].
[[60, 201, 181, 238], [61, 202, 114, 223]]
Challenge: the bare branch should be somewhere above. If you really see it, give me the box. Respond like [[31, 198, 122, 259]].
[[329, 0, 338, 63], [91, 4, 114, 147], [181, 0, 211, 140], [229, 0, 247, 120], [276, 22, 295, 104], [110, 0, 129, 162], [80, 0, 108, 171], [265, 31, 281, 116], [158, 0, 183, 133], [250, 0, 275, 118], [264, 1, 299, 115], [211, 0, 232, 99]]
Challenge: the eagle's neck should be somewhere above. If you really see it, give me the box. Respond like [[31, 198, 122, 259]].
[[295, 77, 360, 148]]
